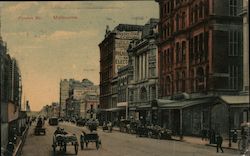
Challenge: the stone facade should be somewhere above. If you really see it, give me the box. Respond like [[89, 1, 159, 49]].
[[127, 18, 159, 124]]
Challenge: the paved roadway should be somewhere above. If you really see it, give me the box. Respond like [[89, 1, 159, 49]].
[[21, 121, 240, 156]]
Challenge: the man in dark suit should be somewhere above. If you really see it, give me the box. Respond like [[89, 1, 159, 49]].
[[216, 133, 224, 153]]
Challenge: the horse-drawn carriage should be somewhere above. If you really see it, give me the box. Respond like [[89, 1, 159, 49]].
[[80, 131, 101, 150], [147, 125, 172, 139], [86, 119, 99, 132], [34, 117, 46, 135], [34, 126, 46, 135], [52, 128, 79, 155]]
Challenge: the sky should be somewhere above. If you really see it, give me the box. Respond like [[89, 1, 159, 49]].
[[0, 1, 158, 111]]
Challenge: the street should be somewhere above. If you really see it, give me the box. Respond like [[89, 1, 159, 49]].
[[21, 121, 240, 156]]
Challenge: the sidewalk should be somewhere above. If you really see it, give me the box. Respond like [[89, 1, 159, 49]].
[[13, 125, 30, 156], [112, 126, 239, 151]]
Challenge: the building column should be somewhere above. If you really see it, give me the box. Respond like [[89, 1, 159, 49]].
[[180, 109, 183, 140], [139, 55, 141, 80]]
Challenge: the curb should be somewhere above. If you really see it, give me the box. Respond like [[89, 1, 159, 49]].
[[205, 143, 239, 151], [13, 126, 30, 156]]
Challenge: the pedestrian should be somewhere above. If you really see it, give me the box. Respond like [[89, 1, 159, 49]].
[[216, 133, 224, 153], [201, 129, 206, 140], [232, 129, 238, 143]]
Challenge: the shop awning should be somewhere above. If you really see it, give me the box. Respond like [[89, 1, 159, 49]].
[[220, 95, 250, 107], [159, 97, 216, 110], [136, 104, 151, 110], [105, 107, 125, 112]]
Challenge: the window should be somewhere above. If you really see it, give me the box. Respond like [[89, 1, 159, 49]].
[[229, 30, 241, 56], [194, 5, 198, 23], [176, 72, 180, 92], [229, 0, 237, 16], [167, 48, 171, 64], [199, 2, 203, 18], [166, 76, 171, 95], [167, 23, 170, 37], [196, 67, 205, 91], [164, 3, 167, 15], [194, 36, 198, 61], [182, 41, 186, 63], [140, 87, 147, 101], [176, 14, 179, 32], [190, 38, 194, 62], [228, 65, 239, 89], [167, 1, 170, 14], [182, 71, 185, 92], [199, 33, 204, 60], [181, 12, 186, 29], [204, 32, 209, 60], [176, 42, 180, 63]]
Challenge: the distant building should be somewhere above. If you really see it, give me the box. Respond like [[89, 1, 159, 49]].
[[63, 78, 99, 118], [99, 24, 143, 115], [59, 79, 70, 117]]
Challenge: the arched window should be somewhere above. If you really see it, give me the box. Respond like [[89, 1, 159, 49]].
[[194, 4, 198, 23], [140, 87, 147, 101]]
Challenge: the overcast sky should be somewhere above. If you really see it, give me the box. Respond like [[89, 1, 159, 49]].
[[0, 1, 158, 111]]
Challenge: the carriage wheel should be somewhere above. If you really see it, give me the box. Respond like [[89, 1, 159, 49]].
[[52, 145, 56, 155], [96, 141, 99, 150], [75, 143, 78, 154], [63, 143, 67, 152], [158, 133, 161, 140], [80, 142, 84, 150]]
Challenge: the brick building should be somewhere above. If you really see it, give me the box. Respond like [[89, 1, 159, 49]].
[[157, 0, 243, 97], [155, 0, 247, 138]]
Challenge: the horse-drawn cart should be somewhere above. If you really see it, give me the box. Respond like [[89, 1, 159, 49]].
[[34, 126, 46, 135], [80, 132, 101, 150], [52, 131, 79, 155]]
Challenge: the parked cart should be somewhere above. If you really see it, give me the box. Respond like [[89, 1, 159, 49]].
[[52, 128, 78, 155], [80, 131, 101, 150]]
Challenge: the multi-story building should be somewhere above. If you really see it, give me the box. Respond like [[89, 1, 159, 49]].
[[0, 35, 10, 148], [127, 18, 159, 124], [59, 79, 70, 117], [157, 0, 243, 98], [1, 34, 23, 148], [155, 0, 248, 138], [99, 24, 143, 121]]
